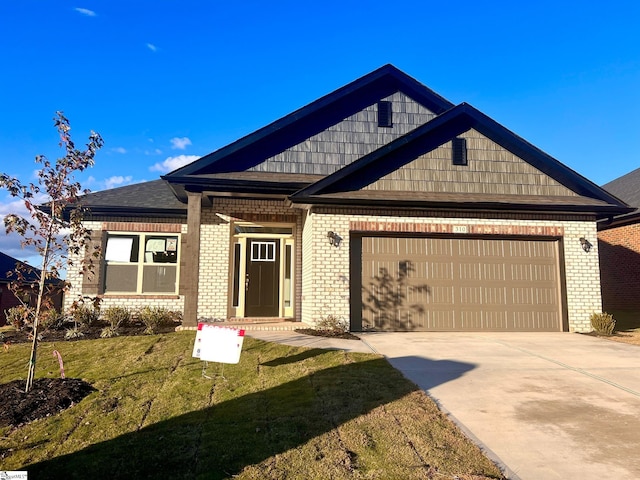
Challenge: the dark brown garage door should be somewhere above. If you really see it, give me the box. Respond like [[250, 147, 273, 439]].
[[354, 236, 563, 332]]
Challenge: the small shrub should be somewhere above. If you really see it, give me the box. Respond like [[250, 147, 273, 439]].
[[64, 327, 85, 340], [590, 312, 616, 335], [100, 306, 131, 338], [138, 307, 175, 335], [5, 305, 32, 331], [103, 306, 130, 327], [100, 326, 119, 338], [71, 304, 100, 328], [39, 309, 65, 331], [316, 313, 349, 334]]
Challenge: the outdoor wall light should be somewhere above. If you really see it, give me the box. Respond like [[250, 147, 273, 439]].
[[580, 237, 593, 253], [327, 231, 342, 247]]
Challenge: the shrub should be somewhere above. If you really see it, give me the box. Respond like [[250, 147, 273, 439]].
[[64, 327, 85, 340], [5, 305, 32, 331], [590, 312, 616, 335], [138, 307, 175, 335], [39, 309, 65, 331], [70, 304, 100, 328], [100, 306, 131, 338], [104, 306, 131, 327], [316, 313, 349, 334]]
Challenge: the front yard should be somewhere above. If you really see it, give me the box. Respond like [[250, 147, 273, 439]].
[[0, 331, 504, 479]]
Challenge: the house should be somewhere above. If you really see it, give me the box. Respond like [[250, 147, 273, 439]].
[[64, 65, 631, 332], [0, 251, 63, 325], [598, 169, 640, 325]]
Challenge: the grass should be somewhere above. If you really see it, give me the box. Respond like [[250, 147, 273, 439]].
[[0, 331, 504, 479]]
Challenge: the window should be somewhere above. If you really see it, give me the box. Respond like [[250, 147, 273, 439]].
[[377, 101, 393, 128], [103, 233, 179, 294]]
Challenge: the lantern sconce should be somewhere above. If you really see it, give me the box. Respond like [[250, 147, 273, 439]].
[[327, 231, 342, 247], [579, 237, 593, 253]]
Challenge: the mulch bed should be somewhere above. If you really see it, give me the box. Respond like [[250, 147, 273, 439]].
[[294, 328, 361, 340], [0, 378, 95, 428]]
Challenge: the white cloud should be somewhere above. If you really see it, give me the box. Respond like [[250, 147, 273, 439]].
[[150, 155, 200, 173], [74, 7, 96, 16], [112, 147, 127, 154], [144, 148, 163, 155], [170, 137, 192, 150], [104, 176, 134, 190], [146, 43, 158, 52], [0, 197, 30, 219]]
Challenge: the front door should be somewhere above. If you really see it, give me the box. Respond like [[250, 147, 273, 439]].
[[245, 239, 280, 316]]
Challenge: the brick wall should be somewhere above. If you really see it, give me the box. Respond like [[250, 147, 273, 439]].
[[598, 223, 640, 313], [302, 211, 601, 332]]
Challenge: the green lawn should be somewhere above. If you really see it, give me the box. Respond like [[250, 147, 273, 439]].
[[0, 332, 504, 479]]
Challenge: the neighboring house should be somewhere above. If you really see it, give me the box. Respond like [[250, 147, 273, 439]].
[[598, 169, 640, 321], [0, 251, 63, 325], [65, 65, 631, 332]]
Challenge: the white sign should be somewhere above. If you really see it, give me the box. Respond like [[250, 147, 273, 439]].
[[193, 323, 245, 364], [452, 225, 468, 234], [105, 237, 133, 262]]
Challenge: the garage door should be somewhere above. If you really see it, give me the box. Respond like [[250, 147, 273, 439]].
[[354, 236, 563, 331]]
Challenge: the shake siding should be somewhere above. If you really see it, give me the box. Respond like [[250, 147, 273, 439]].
[[365, 129, 578, 196], [250, 92, 435, 175]]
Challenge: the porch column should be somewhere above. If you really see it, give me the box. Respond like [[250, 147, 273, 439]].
[[183, 191, 201, 327]]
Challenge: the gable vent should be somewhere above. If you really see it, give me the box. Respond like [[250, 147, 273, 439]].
[[377, 101, 393, 128], [452, 137, 467, 166]]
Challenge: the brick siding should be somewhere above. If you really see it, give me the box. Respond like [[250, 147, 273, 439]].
[[598, 224, 640, 313]]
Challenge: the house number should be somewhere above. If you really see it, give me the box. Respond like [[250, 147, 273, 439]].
[[452, 225, 468, 234]]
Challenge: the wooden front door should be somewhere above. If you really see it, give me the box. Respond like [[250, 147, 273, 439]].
[[245, 239, 280, 316]]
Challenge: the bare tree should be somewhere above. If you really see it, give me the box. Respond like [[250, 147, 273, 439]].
[[0, 112, 103, 392]]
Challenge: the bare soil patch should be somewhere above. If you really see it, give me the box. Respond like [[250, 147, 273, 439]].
[[0, 378, 95, 429], [294, 328, 361, 340]]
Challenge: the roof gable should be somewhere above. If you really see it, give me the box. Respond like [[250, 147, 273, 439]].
[[364, 128, 578, 197], [290, 103, 630, 215], [164, 65, 454, 177]]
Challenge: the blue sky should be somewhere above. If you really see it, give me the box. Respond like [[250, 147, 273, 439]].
[[1, 0, 639, 264]]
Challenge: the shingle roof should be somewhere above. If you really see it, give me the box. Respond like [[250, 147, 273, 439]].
[[599, 168, 640, 228], [0, 251, 43, 283], [77, 179, 186, 216], [602, 168, 640, 209]]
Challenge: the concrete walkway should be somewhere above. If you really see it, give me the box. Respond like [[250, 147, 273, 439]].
[[248, 330, 640, 480]]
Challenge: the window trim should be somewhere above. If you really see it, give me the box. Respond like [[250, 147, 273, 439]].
[[102, 232, 181, 295]]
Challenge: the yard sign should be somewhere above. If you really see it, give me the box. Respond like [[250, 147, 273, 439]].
[[192, 323, 245, 364]]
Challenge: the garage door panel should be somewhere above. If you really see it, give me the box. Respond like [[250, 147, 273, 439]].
[[359, 236, 563, 332]]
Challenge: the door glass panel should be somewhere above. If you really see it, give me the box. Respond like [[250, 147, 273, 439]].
[[284, 244, 292, 308], [251, 241, 276, 262], [232, 243, 241, 307]]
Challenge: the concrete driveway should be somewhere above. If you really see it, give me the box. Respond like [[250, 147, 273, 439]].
[[359, 332, 640, 480]]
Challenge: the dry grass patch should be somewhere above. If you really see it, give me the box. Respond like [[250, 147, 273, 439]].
[[0, 332, 504, 479]]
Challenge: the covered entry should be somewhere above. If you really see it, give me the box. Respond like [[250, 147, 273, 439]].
[[230, 224, 295, 318], [351, 235, 565, 331]]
